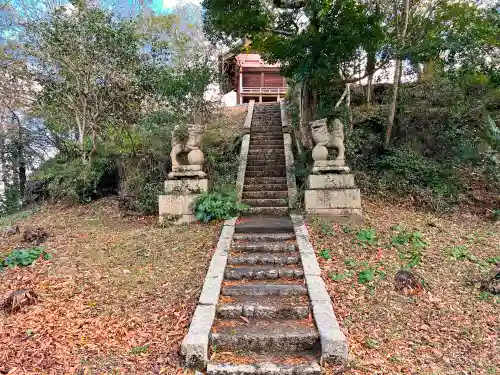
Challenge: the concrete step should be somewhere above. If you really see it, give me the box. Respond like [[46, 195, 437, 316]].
[[227, 252, 300, 266], [207, 361, 321, 375], [247, 155, 285, 162], [211, 320, 319, 352], [244, 177, 287, 185], [235, 215, 293, 233], [248, 149, 285, 155], [222, 283, 307, 297], [233, 232, 296, 242], [225, 266, 304, 280], [245, 165, 286, 171], [251, 135, 283, 140], [248, 207, 289, 215], [217, 295, 309, 319], [243, 198, 288, 207], [233, 242, 296, 253], [243, 184, 288, 191], [250, 132, 283, 137], [242, 191, 288, 199], [249, 139, 283, 145], [245, 170, 286, 178]]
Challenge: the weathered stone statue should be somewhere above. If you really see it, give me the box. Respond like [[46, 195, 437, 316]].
[[310, 118, 348, 173], [170, 124, 206, 176], [159, 123, 208, 224], [305, 118, 363, 222]]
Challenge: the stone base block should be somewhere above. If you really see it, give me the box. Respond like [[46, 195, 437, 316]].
[[165, 178, 208, 194], [168, 170, 207, 179], [173, 165, 202, 172], [305, 188, 361, 209], [307, 174, 355, 189], [159, 194, 200, 224]]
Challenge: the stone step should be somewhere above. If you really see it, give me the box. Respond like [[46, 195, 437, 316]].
[[233, 242, 296, 253], [247, 144, 283, 150], [211, 320, 319, 352], [227, 252, 300, 266], [217, 295, 310, 319], [251, 134, 283, 140], [207, 361, 321, 375], [245, 159, 286, 166], [222, 283, 307, 297], [243, 184, 288, 191], [248, 207, 289, 215], [245, 165, 286, 171], [251, 126, 282, 130], [244, 177, 287, 185], [250, 132, 283, 137], [243, 198, 288, 207], [248, 149, 284, 155], [247, 156, 285, 163], [245, 170, 286, 178], [249, 141, 284, 146], [242, 191, 288, 199], [233, 232, 295, 242], [225, 266, 304, 280]]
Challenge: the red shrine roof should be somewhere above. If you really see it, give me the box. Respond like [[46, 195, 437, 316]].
[[235, 53, 281, 68]]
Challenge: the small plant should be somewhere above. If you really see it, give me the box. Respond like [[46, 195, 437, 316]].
[[341, 225, 354, 234], [320, 222, 336, 236], [329, 271, 351, 281], [0, 247, 51, 271], [447, 245, 476, 261], [319, 248, 332, 260], [194, 191, 248, 223], [365, 338, 378, 349], [491, 209, 500, 221], [486, 256, 500, 265], [392, 229, 427, 268], [358, 268, 376, 284], [356, 228, 377, 246], [344, 258, 357, 267], [129, 345, 149, 355]]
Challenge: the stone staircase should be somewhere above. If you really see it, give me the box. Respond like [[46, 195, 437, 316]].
[[243, 104, 288, 216], [206, 103, 322, 374]]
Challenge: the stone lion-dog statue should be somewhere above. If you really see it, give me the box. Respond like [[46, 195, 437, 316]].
[[170, 123, 205, 172], [310, 118, 345, 164]]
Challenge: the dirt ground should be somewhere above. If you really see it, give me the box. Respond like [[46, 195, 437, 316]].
[[0, 199, 220, 375], [1, 198, 498, 375], [308, 199, 499, 375]]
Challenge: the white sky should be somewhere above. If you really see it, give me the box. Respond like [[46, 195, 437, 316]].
[[162, 0, 200, 8]]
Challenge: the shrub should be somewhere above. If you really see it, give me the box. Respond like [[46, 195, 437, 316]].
[[33, 156, 118, 203], [194, 191, 248, 223]]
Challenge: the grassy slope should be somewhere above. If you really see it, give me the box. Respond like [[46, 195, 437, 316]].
[[0, 199, 220, 374], [308, 199, 499, 375]]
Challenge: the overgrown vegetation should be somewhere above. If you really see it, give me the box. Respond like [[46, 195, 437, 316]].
[[194, 191, 248, 223], [0, 246, 51, 271]]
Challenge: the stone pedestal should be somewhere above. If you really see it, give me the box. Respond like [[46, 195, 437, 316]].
[[159, 175, 208, 225], [305, 172, 363, 223]]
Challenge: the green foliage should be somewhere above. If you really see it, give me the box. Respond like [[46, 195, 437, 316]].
[[34, 156, 117, 203], [391, 229, 427, 268], [194, 191, 248, 223], [358, 268, 376, 284], [344, 258, 357, 268], [0, 185, 21, 217], [329, 271, 351, 281], [0, 247, 49, 271], [365, 338, 378, 349], [320, 222, 336, 236], [319, 248, 332, 260], [447, 245, 477, 262], [491, 209, 500, 222], [129, 345, 149, 355], [356, 228, 377, 246]]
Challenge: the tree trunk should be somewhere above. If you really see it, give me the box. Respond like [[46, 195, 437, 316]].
[[347, 82, 353, 129], [300, 81, 316, 150], [0, 126, 8, 189], [386, 58, 402, 148], [385, 0, 409, 149]]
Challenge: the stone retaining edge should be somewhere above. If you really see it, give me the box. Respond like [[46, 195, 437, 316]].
[[236, 100, 254, 204], [181, 222, 236, 369], [281, 101, 298, 210], [290, 214, 349, 364]]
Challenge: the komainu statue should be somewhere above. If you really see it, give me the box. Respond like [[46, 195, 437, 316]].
[[170, 123, 205, 174], [310, 118, 345, 165]]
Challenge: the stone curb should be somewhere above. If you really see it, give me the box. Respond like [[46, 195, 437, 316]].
[[244, 99, 255, 129], [281, 101, 298, 210], [181, 222, 235, 369], [290, 213, 349, 364]]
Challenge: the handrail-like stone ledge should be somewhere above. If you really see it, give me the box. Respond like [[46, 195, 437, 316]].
[[290, 213, 349, 364], [236, 100, 254, 203], [281, 101, 298, 210], [181, 219, 236, 369]]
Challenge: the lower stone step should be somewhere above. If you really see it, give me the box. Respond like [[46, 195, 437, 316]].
[[242, 190, 288, 200], [245, 170, 286, 178], [245, 177, 287, 185], [227, 252, 300, 265], [243, 198, 288, 207], [233, 242, 297, 253], [207, 362, 321, 375], [243, 184, 288, 191], [222, 283, 307, 297], [211, 320, 319, 352], [225, 266, 304, 280], [248, 207, 289, 215], [233, 232, 295, 242], [217, 295, 310, 319]]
